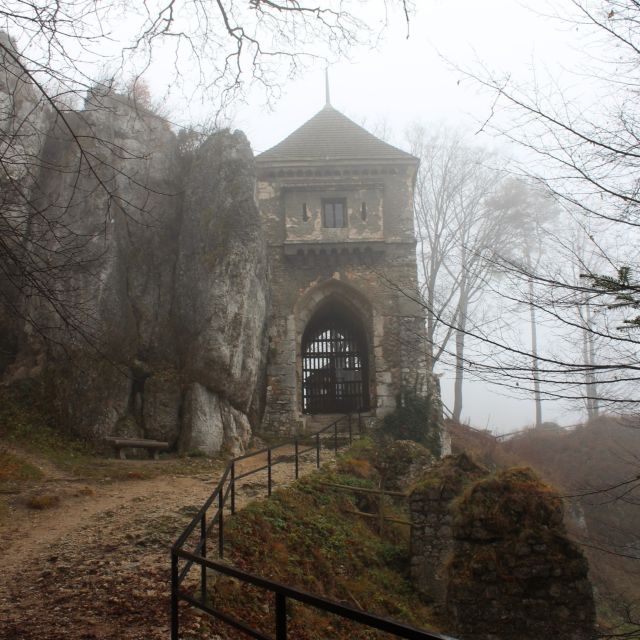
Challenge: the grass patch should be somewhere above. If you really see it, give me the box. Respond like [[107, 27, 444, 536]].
[[0, 382, 225, 482], [0, 381, 94, 470], [0, 448, 43, 484], [204, 460, 440, 639]]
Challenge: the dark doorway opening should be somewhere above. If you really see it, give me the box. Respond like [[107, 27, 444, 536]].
[[302, 304, 369, 414]]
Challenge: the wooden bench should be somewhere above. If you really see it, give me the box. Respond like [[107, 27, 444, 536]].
[[105, 437, 170, 460]]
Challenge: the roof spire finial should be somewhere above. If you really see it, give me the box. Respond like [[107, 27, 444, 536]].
[[325, 67, 331, 107]]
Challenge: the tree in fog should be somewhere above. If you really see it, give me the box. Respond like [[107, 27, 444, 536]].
[[408, 125, 519, 423], [0, 0, 411, 350], [486, 178, 559, 427], [462, 6, 640, 626], [462, 0, 640, 410]]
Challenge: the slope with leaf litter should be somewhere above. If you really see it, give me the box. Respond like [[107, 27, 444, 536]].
[[202, 454, 443, 639], [449, 417, 640, 637]]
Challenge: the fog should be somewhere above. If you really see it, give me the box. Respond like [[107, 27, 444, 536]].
[[230, 2, 598, 433], [6, 0, 625, 433]]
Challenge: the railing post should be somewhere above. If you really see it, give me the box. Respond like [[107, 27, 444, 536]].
[[316, 433, 320, 468], [267, 448, 272, 497], [218, 490, 224, 558], [294, 438, 299, 480], [200, 514, 207, 603], [379, 481, 385, 537], [334, 422, 338, 454], [275, 592, 287, 640], [348, 414, 353, 445], [171, 549, 179, 640], [230, 460, 236, 515]]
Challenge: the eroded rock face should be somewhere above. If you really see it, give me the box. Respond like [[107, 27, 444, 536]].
[[0, 33, 52, 373], [175, 131, 268, 414], [179, 383, 253, 456], [180, 383, 225, 456], [0, 55, 268, 456], [446, 468, 597, 640]]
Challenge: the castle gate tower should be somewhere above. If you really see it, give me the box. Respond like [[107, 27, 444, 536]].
[[256, 97, 431, 435]]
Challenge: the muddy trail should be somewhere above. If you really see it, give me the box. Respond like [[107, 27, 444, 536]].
[[0, 446, 336, 640]]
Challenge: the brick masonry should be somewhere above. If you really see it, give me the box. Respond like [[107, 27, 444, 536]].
[[256, 142, 434, 435]]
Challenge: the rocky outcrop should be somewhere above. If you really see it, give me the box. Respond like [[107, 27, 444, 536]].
[[175, 132, 267, 415], [0, 33, 51, 373], [446, 468, 597, 640], [179, 383, 253, 457], [0, 44, 268, 456]]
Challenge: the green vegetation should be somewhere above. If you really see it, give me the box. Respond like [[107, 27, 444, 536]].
[[382, 390, 441, 457], [0, 380, 95, 470], [207, 460, 440, 639], [452, 467, 563, 539], [0, 448, 43, 485], [0, 380, 222, 484]]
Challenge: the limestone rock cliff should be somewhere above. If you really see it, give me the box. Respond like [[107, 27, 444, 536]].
[[0, 49, 268, 456]]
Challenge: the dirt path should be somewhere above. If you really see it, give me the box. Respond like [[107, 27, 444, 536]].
[[0, 446, 336, 640]]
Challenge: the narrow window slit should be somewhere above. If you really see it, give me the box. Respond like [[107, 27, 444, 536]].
[[302, 202, 309, 221], [361, 202, 367, 220]]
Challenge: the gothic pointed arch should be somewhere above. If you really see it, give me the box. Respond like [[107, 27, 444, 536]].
[[295, 280, 374, 415]]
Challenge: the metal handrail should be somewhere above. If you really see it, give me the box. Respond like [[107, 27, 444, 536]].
[[174, 550, 455, 640], [170, 411, 454, 639]]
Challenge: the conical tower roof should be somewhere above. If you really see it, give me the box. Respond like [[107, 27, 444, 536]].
[[256, 104, 417, 165]]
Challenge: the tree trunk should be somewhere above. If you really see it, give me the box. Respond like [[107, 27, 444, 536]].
[[452, 281, 468, 424], [529, 277, 542, 428], [582, 299, 600, 420]]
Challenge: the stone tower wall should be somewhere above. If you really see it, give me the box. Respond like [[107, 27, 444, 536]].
[[257, 162, 432, 435]]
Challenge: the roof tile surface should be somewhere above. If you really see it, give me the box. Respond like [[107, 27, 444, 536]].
[[256, 105, 416, 163]]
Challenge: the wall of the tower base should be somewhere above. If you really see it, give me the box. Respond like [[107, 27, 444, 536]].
[[258, 245, 442, 439]]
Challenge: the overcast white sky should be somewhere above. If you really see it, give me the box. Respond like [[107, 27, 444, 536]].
[[227, 1, 591, 433], [236, 1, 582, 154]]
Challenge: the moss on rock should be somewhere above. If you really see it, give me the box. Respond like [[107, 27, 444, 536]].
[[446, 467, 597, 640]]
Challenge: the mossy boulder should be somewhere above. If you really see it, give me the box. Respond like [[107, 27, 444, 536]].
[[412, 453, 488, 500], [375, 440, 434, 491], [382, 390, 442, 457], [446, 467, 596, 640], [452, 467, 564, 541]]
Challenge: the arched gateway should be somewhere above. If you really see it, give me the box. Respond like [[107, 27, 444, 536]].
[[302, 300, 370, 414], [256, 89, 438, 435]]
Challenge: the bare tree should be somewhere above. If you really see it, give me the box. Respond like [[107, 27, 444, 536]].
[[486, 178, 560, 426], [407, 125, 516, 422], [461, 0, 640, 380], [423, 0, 640, 419], [0, 1, 412, 363]]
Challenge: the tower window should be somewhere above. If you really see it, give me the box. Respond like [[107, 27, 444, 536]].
[[322, 198, 346, 228], [361, 202, 367, 221], [302, 202, 309, 221]]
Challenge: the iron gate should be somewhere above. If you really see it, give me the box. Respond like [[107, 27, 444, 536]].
[[302, 314, 369, 414]]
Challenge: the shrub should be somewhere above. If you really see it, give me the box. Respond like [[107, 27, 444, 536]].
[[382, 391, 441, 457]]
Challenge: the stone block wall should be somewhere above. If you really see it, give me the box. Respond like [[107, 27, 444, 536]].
[[257, 160, 434, 436], [409, 454, 488, 604], [410, 458, 597, 640], [446, 468, 596, 640]]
